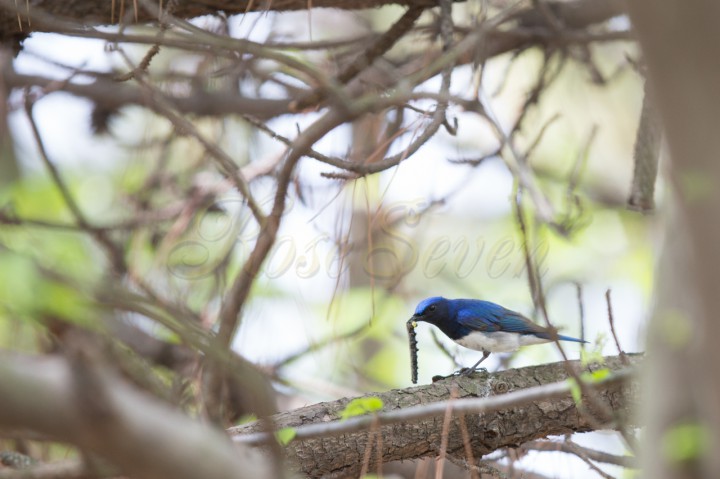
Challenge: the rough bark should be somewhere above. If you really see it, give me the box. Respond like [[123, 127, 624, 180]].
[[0, 0, 625, 50], [232, 354, 640, 478], [0, 353, 274, 479]]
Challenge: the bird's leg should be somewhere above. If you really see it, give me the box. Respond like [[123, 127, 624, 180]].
[[460, 351, 490, 375], [432, 352, 492, 382]]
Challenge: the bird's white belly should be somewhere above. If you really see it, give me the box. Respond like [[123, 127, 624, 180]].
[[455, 331, 550, 353]]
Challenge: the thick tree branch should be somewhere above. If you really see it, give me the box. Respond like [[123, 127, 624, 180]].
[[0, 353, 273, 479], [0, 0, 624, 34], [231, 354, 641, 478]]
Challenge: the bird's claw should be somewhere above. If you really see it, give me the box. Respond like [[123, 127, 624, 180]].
[[431, 367, 488, 382]]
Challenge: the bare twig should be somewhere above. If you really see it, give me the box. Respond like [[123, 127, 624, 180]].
[[563, 440, 617, 479], [435, 385, 457, 479], [576, 282, 586, 344], [429, 328, 464, 369], [359, 416, 380, 478], [524, 112, 561, 159], [605, 289, 629, 364], [273, 322, 371, 369], [627, 81, 661, 212], [457, 411, 480, 479], [118, 61, 266, 225], [290, 4, 426, 111], [513, 186, 615, 434], [215, 108, 345, 348], [23, 93, 126, 274], [521, 439, 637, 468]]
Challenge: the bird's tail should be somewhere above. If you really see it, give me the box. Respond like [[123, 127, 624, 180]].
[[556, 334, 587, 343], [535, 332, 587, 343]]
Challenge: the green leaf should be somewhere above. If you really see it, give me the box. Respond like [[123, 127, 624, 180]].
[[662, 422, 709, 463], [567, 378, 582, 405], [567, 369, 612, 405], [580, 348, 605, 367], [339, 396, 384, 421], [235, 414, 257, 426], [276, 427, 297, 446], [0, 252, 40, 314], [580, 368, 611, 383]]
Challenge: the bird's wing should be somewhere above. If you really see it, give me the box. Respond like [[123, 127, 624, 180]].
[[456, 301, 547, 335], [456, 307, 501, 332], [492, 310, 548, 335]]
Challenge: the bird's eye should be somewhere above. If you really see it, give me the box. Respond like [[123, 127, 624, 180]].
[[428, 305, 436, 312]]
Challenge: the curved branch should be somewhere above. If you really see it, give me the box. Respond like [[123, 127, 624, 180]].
[[0, 353, 273, 479], [1, 66, 292, 120]]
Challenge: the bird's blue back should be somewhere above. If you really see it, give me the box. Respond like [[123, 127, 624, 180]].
[[451, 299, 547, 336], [416, 297, 583, 342]]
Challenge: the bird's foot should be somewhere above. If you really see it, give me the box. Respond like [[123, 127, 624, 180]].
[[431, 367, 488, 382]]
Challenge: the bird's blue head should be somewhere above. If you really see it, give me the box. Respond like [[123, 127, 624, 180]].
[[411, 296, 452, 326]]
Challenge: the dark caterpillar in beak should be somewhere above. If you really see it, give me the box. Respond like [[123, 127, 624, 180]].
[[406, 319, 419, 384]]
